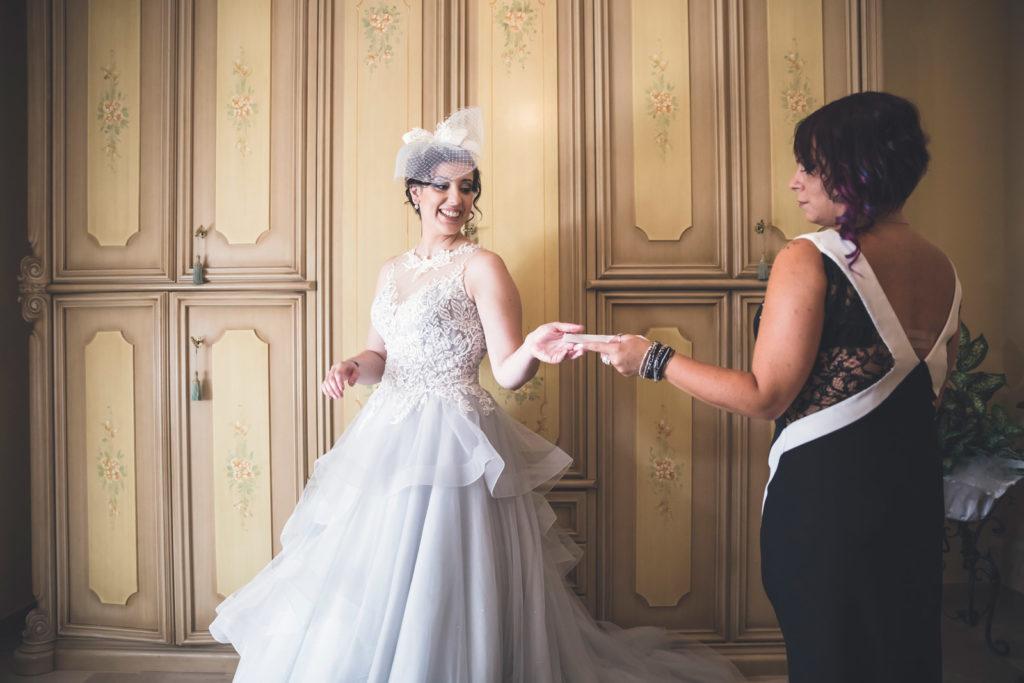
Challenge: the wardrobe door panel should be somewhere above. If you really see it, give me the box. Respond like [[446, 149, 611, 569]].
[[736, 0, 858, 275], [55, 294, 171, 641], [171, 294, 306, 643], [182, 0, 310, 281], [56, 0, 175, 280], [595, 291, 729, 639], [598, 0, 727, 278]]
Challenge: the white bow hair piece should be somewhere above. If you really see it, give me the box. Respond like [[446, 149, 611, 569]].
[[400, 107, 483, 160]]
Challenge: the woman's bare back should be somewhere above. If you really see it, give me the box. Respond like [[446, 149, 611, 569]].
[[858, 221, 958, 361]]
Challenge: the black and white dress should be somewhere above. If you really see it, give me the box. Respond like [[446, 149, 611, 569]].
[[757, 229, 961, 682]]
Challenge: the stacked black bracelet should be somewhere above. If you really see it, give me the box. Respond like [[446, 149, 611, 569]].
[[639, 341, 675, 382]]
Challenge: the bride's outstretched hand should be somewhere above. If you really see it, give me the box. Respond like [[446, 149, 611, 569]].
[[583, 334, 649, 376], [526, 322, 586, 364]]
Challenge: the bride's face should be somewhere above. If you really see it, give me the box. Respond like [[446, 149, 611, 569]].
[[410, 163, 476, 235]]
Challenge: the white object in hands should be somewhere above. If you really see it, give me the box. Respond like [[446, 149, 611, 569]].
[[561, 333, 616, 344]]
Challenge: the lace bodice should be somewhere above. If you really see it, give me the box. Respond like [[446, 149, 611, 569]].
[[755, 254, 894, 432], [368, 242, 495, 421]]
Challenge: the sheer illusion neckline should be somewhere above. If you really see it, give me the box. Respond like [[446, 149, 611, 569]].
[[383, 241, 478, 310], [403, 241, 476, 275]]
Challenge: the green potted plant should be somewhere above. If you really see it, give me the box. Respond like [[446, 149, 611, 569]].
[[938, 323, 1024, 521]]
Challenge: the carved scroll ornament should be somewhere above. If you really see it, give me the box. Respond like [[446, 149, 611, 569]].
[[18, 255, 49, 324]]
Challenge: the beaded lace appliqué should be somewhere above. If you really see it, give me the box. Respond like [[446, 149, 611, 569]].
[[367, 245, 495, 423]]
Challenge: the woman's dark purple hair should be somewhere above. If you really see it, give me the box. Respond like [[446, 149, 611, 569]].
[[793, 91, 929, 264]]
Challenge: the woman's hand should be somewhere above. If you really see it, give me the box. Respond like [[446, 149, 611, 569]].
[[583, 334, 650, 377], [321, 360, 360, 399], [525, 322, 586, 363]]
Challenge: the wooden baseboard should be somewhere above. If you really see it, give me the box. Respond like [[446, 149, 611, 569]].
[[55, 639, 239, 673]]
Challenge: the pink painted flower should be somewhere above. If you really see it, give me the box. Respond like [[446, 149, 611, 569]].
[[231, 458, 255, 482], [649, 90, 674, 115], [785, 89, 809, 115], [230, 94, 254, 120], [101, 457, 122, 482], [102, 99, 124, 124], [370, 12, 393, 34], [504, 10, 527, 32], [652, 457, 677, 482]]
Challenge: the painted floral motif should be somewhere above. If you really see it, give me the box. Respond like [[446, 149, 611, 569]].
[[496, 1, 537, 70], [780, 40, 816, 124], [225, 418, 261, 520], [647, 411, 683, 521], [227, 50, 258, 157], [96, 417, 127, 518], [645, 50, 678, 155], [96, 51, 130, 172], [362, 5, 400, 70], [496, 375, 549, 434], [498, 375, 543, 407]]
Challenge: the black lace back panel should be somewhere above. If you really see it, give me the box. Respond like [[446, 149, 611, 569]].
[[754, 254, 894, 432]]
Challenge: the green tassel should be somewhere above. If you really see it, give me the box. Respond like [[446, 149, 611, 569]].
[[190, 372, 201, 401], [757, 253, 770, 281], [192, 256, 204, 285]]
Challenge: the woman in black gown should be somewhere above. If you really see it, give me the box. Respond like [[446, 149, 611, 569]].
[[587, 91, 961, 682]]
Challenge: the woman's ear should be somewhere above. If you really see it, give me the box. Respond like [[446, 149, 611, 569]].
[[408, 185, 422, 205]]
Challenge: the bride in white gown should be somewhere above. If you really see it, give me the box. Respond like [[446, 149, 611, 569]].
[[209, 108, 742, 682]]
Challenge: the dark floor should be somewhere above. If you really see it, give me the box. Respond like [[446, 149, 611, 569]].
[[1, 585, 1022, 682]]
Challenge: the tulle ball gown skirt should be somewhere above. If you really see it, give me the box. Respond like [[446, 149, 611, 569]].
[[210, 395, 741, 683]]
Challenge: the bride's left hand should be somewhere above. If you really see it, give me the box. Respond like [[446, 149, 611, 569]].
[[526, 322, 586, 364]]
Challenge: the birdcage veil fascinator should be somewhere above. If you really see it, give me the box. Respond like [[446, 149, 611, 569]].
[[394, 107, 484, 183]]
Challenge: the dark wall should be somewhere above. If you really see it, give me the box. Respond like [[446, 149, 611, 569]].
[[0, 0, 33, 620]]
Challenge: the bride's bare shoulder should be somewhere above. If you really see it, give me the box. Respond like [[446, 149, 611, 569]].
[[464, 246, 510, 276]]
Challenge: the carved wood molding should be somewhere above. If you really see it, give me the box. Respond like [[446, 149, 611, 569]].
[[19, 255, 49, 324], [14, 0, 58, 675]]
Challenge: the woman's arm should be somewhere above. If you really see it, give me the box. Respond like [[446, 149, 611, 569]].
[[465, 249, 583, 390], [585, 238, 827, 420], [321, 260, 392, 399]]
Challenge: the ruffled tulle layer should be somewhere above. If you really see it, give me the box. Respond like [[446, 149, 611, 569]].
[[210, 396, 741, 682]]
